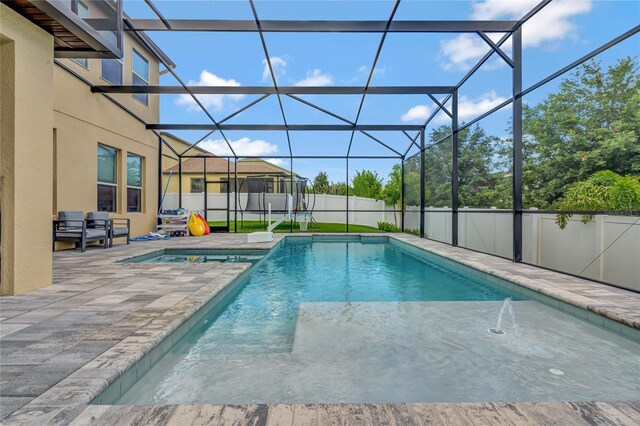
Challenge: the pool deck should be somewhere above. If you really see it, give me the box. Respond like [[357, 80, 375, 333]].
[[1, 233, 639, 425]]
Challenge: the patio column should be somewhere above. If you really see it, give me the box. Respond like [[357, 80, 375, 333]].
[[1, 5, 54, 295], [178, 156, 182, 209], [452, 89, 459, 246], [290, 156, 294, 233], [234, 156, 238, 232], [400, 158, 405, 232], [203, 157, 207, 221], [346, 157, 349, 233], [419, 129, 425, 238], [512, 27, 523, 262], [157, 136, 163, 214]]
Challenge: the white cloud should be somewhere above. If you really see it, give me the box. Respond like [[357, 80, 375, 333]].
[[199, 137, 278, 157], [439, 0, 592, 70], [402, 92, 508, 125], [265, 158, 285, 167], [262, 56, 287, 82], [440, 34, 492, 71], [401, 104, 433, 122], [458, 91, 508, 121], [357, 65, 386, 77], [471, 0, 541, 20], [352, 65, 386, 82], [519, 0, 592, 47], [176, 70, 244, 111], [435, 91, 509, 124], [295, 69, 334, 87]]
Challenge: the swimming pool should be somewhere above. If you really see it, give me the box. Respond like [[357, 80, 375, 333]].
[[110, 237, 639, 405]]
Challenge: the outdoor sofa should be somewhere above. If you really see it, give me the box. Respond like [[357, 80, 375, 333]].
[[87, 211, 130, 247], [52, 211, 109, 252], [52, 211, 130, 252]]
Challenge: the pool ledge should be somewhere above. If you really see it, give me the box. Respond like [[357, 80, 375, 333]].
[[388, 234, 640, 333]]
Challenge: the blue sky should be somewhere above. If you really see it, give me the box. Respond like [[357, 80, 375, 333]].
[[123, 0, 639, 182]]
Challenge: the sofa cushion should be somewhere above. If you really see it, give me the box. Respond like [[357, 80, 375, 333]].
[[58, 211, 84, 228], [112, 227, 129, 237], [87, 211, 109, 221], [56, 229, 107, 239]]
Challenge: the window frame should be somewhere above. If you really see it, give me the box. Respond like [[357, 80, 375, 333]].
[[220, 178, 230, 193], [100, 57, 123, 85], [131, 48, 150, 106], [126, 153, 143, 213], [97, 144, 118, 213], [71, 57, 89, 69], [191, 177, 205, 193]]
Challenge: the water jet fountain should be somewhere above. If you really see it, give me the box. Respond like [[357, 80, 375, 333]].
[[489, 297, 517, 336]]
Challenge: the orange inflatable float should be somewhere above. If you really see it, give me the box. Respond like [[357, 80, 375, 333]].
[[196, 213, 210, 235], [188, 213, 205, 236]]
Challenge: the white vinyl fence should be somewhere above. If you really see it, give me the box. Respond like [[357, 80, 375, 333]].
[[163, 193, 396, 228], [416, 207, 639, 291], [164, 193, 639, 291]]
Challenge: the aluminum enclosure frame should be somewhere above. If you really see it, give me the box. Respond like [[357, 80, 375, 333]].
[[114, 0, 640, 275]]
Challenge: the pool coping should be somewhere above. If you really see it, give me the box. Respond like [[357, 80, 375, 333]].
[[1, 233, 639, 424]]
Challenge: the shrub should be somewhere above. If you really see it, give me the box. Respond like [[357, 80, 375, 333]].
[[377, 221, 401, 232], [377, 222, 421, 235], [555, 171, 640, 229]]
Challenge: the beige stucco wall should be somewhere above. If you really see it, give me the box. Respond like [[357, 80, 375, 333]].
[[53, 66, 159, 241], [57, 35, 160, 124], [1, 5, 54, 295], [51, 30, 165, 246]]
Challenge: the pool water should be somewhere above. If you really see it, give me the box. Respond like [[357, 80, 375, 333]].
[[122, 249, 267, 264], [115, 239, 640, 404]]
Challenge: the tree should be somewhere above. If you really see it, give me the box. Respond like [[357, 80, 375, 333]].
[[382, 165, 402, 226], [521, 57, 640, 209], [330, 181, 349, 196], [423, 124, 509, 209], [382, 163, 429, 226], [313, 171, 330, 194], [419, 58, 640, 212], [555, 171, 640, 229], [396, 160, 424, 207], [351, 170, 383, 200]]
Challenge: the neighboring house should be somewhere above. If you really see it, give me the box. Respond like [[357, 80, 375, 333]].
[[162, 157, 296, 195], [158, 132, 210, 173], [0, 2, 174, 294]]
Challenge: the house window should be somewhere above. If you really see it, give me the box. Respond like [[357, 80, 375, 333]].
[[191, 178, 204, 193], [246, 177, 274, 193], [97, 144, 117, 212], [220, 179, 230, 193], [279, 178, 288, 194], [76, 0, 89, 16], [72, 57, 89, 69], [132, 49, 149, 105], [101, 57, 123, 85], [127, 154, 143, 212]]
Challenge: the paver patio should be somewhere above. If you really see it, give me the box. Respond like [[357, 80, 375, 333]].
[[0, 233, 638, 425]]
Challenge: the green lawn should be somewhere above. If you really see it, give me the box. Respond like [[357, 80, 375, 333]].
[[207, 220, 382, 233]]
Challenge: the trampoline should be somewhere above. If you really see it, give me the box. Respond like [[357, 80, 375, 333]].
[[238, 175, 316, 228]]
